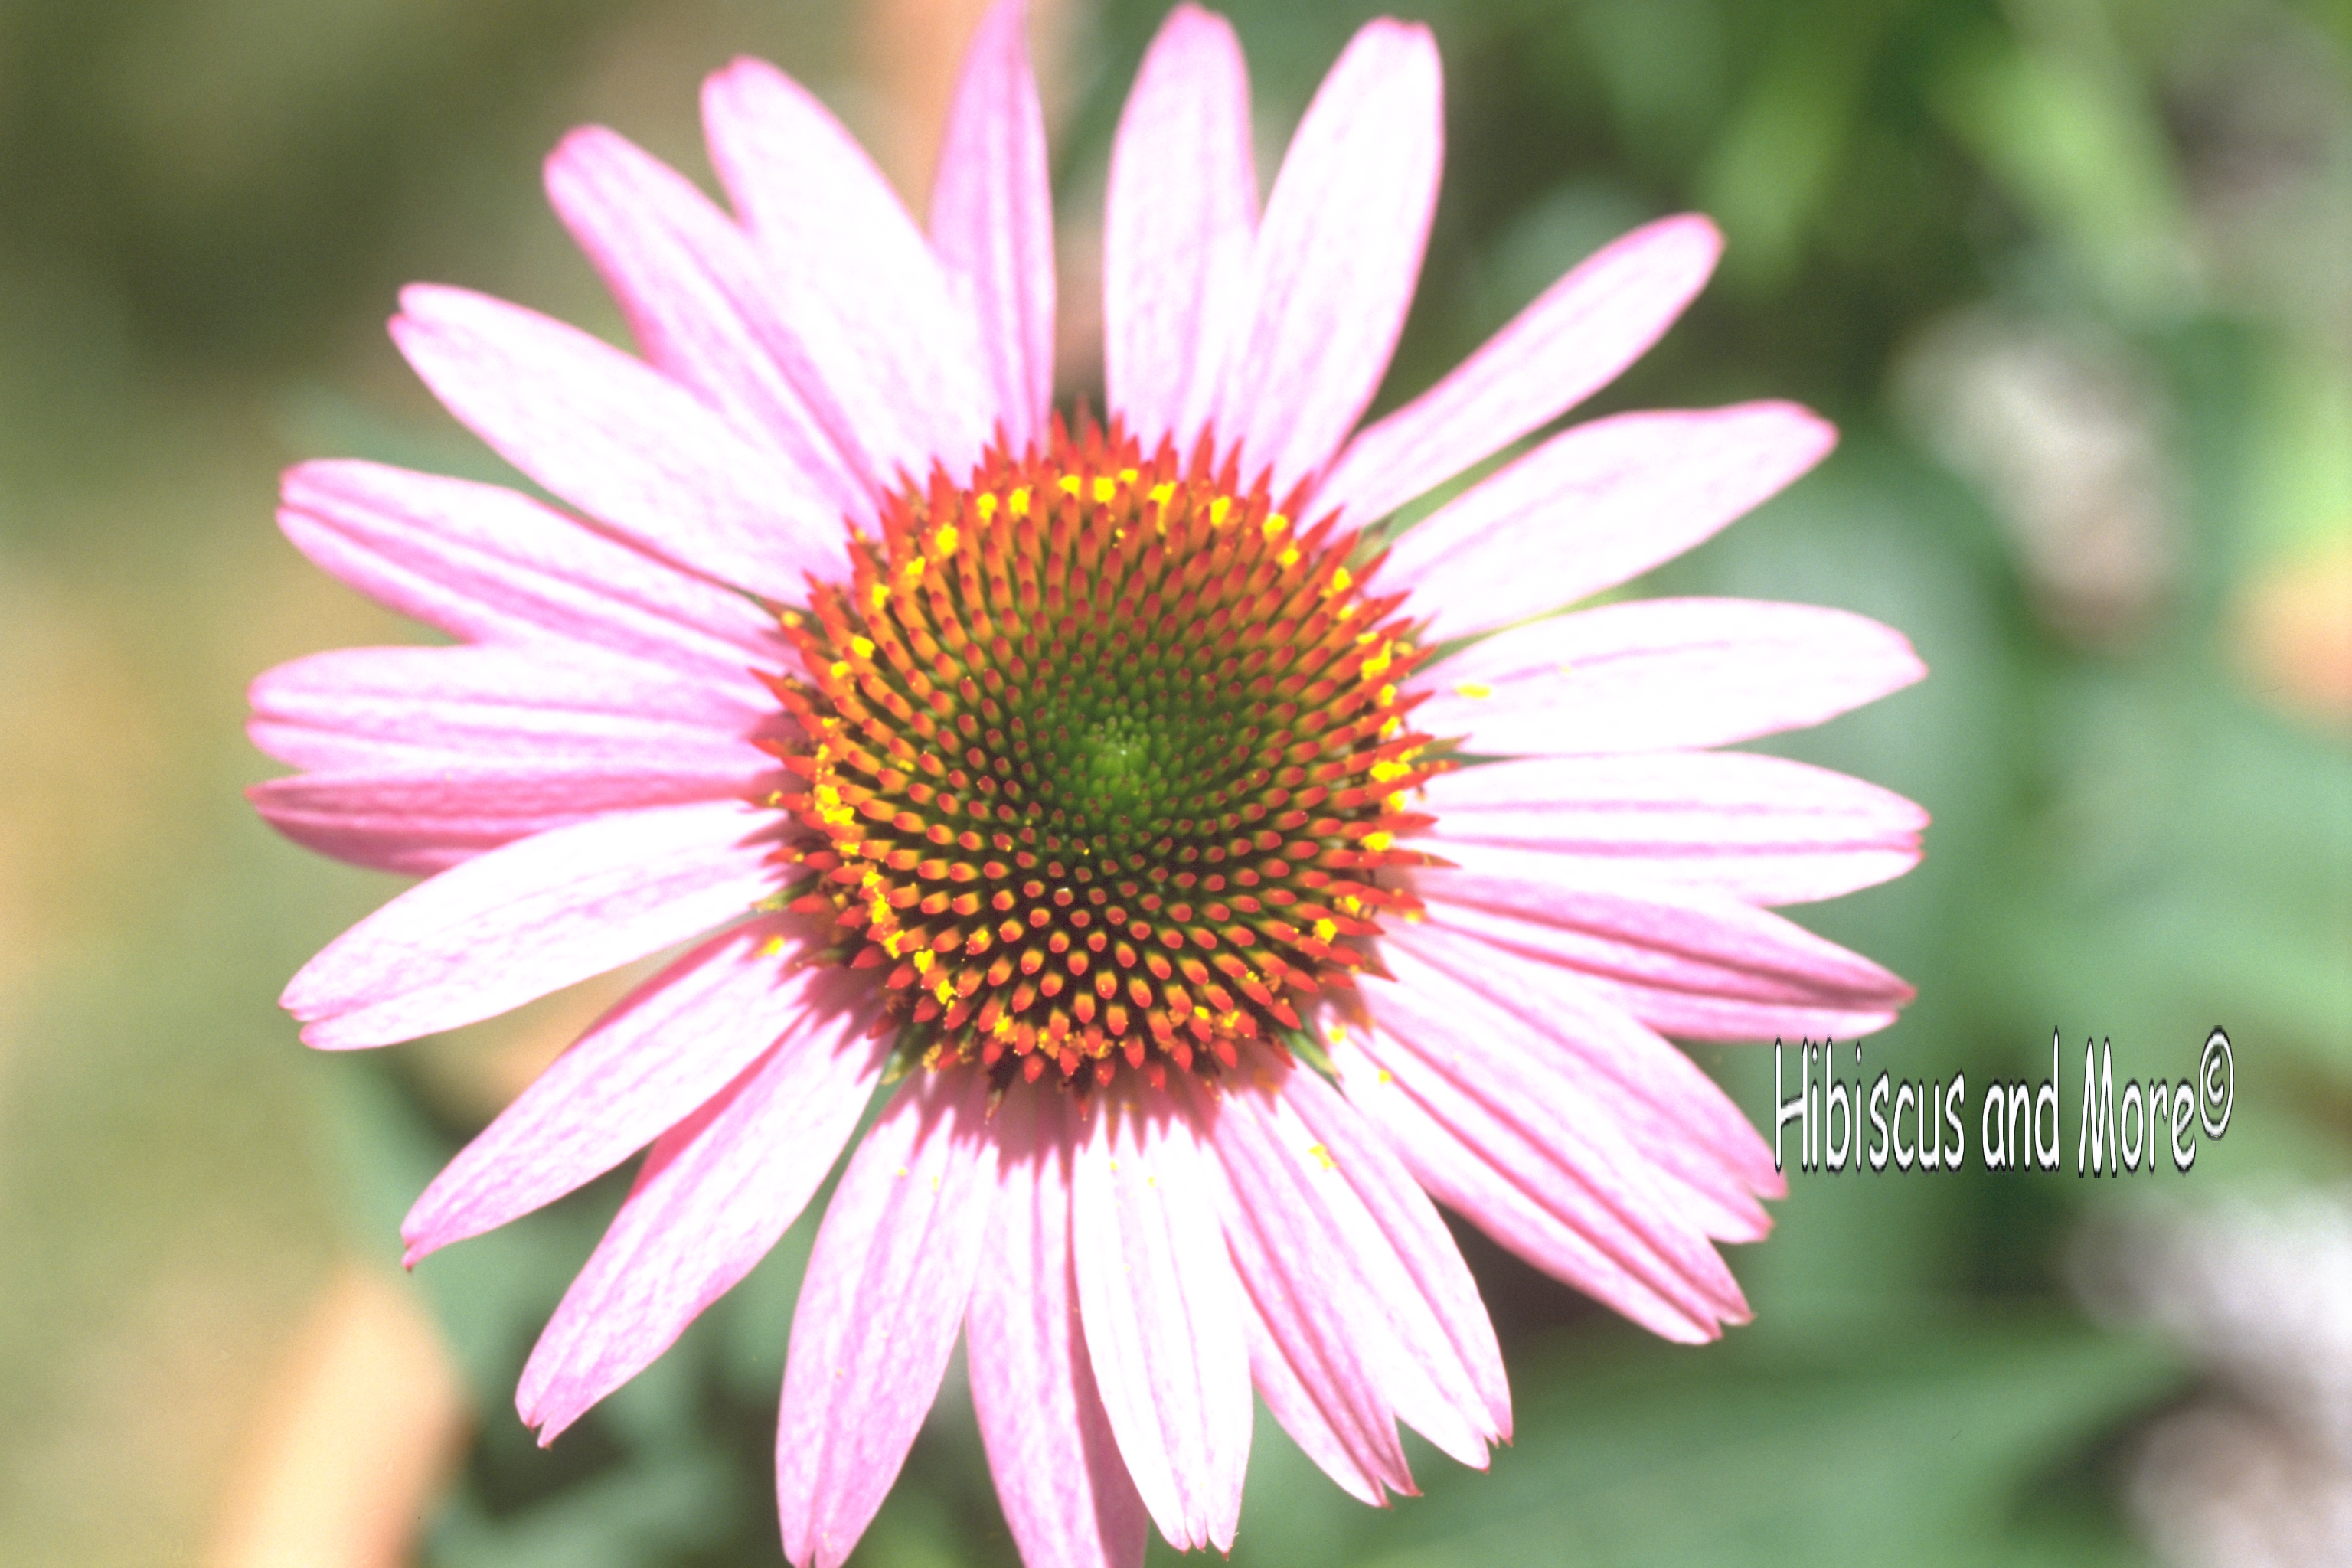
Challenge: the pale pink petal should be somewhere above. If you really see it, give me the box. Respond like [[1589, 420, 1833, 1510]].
[[1102, 4, 1256, 453], [703, 57, 994, 482], [1413, 869, 1913, 1042], [545, 126, 876, 515], [778, 1066, 1002, 1568], [403, 919, 825, 1263], [518, 969, 884, 1441], [929, 0, 1055, 454], [282, 799, 781, 1050], [1315, 214, 1722, 525], [1200, 1093, 1414, 1505], [1349, 950, 1749, 1341], [967, 1089, 1149, 1568], [1071, 1091, 1251, 1552], [1390, 924, 1780, 1243], [249, 760, 763, 877], [1270, 1060, 1511, 1440], [1241, 1288, 1400, 1505], [392, 284, 848, 603], [275, 460, 793, 688], [1416, 753, 1929, 906], [247, 645, 769, 774], [1413, 597, 1925, 756], [1210, 20, 1441, 501], [1203, 1061, 1502, 1480], [1381, 403, 1838, 640]]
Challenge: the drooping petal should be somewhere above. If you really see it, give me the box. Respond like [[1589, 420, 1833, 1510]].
[[1416, 753, 1929, 906], [1204, 1060, 1504, 1481], [1413, 597, 1925, 756], [247, 644, 769, 774], [516, 969, 884, 1439], [1200, 1089, 1414, 1505], [1381, 403, 1838, 640], [777, 1066, 1002, 1568], [402, 919, 825, 1263], [967, 1089, 1149, 1568], [1103, 3, 1256, 453], [277, 460, 792, 685], [391, 284, 848, 603], [1315, 214, 1722, 526], [1341, 965, 1750, 1342], [282, 799, 780, 1050], [702, 56, 995, 482], [1413, 867, 1913, 1042], [249, 760, 762, 877], [1210, 19, 1442, 501], [929, 0, 1055, 454], [1390, 923, 1781, 1243], [1070, 1092, 1251, 1553], [1271, 1060, 1511, 1441]]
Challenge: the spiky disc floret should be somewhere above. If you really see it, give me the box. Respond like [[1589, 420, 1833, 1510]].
[[766, 417, 1449, 1090]]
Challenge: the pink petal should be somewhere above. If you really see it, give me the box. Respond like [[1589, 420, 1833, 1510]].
[[1315, 214, 1722, 526], [929, 0, 1055, 455], [1417, 753, 1929, 906], [1392, 923, 1782, 1243], [1102, 4, 1256, 454], [516, 969, 885, 1441], [1271, 1059, 1511, 1441], [545, 126, 876, 517], [1382, 403, 1838, 640], [1209, 19, 1442, 501], [282, 799, 781, 1050], [1200, 1090, 1414, 1506], [967, 1089, 1149, 1568], [277, 460, 792, 687], [392, 284, 847, 604], [1070, 1090, 1251, 1553], [1204, 1060, 1504, 1479], [402, 918, 827, 1264], [1413, 597, 1926, 756], [1413, 869, 1913, 1042], [778, 1066, 1002, 1568], [702, 57, 994, 482], [249, 760, 762, 877], [1339, 965, 1749, 1343], [247, 644, 769, 774]]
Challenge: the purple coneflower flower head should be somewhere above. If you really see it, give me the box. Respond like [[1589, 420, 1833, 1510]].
[[250, 5, 1928, 1564]]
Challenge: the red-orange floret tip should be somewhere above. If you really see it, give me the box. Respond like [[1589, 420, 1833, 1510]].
[[766, 413, 1449, 1089]]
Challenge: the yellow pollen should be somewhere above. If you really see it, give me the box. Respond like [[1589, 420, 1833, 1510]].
[[1454, 681, 1492, 699], [1010, 486, 1031, 517], [1361, 642, 1393, 678], [1119, 467, 1138, 484], [1148, 481, 1174, 507], [1261, 513, 1288, 540], [1325, 567, 1353, 596], [1363, 831, 1394, 852], [1313, 918, 1338, 941], [975, 493, 998, 520], [1092, 475, 1117, 503], [851, 635, 876, 660], [913, 950, 935, 974], [1279, 545, 1301, 568], [829, 660, 851, 679], [1326, 1023, 1348, 1044], [1307, 1143, 1335, 1171], [1210, 497, 1232, 528], [1057, 475, 1083, 496], [1377, 1067, 1394, 1083], [933, 978, 956, 1004], [933, 524, 959, 557], [867, 583, 888, 610]]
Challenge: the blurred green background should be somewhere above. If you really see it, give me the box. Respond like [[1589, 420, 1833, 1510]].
[[0, 0, 2345, 1564]]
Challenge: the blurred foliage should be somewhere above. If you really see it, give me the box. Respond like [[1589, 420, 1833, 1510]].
[[0, 0, 2346, 1565]]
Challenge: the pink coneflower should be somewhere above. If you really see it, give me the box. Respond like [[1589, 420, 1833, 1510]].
[[250, 4, 1926, 1564]]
